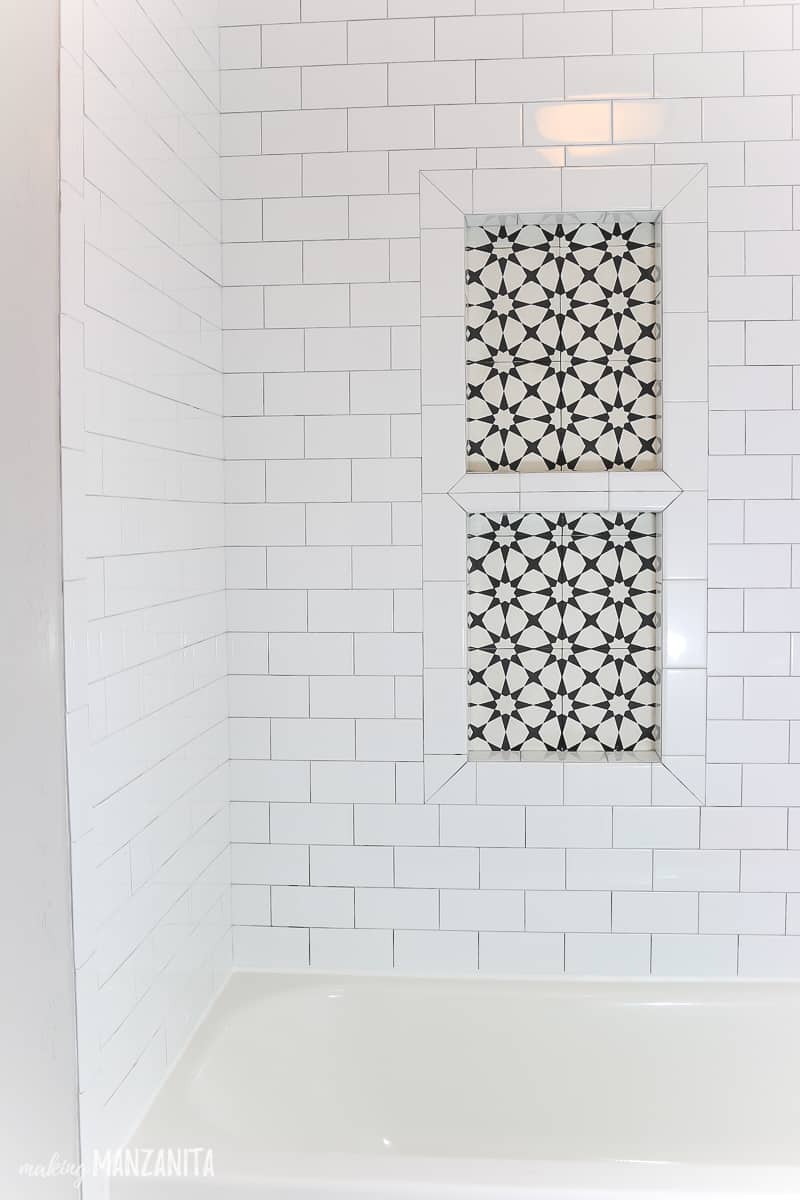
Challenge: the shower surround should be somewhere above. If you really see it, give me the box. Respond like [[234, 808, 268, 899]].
[[60, 0, 800, 1176]]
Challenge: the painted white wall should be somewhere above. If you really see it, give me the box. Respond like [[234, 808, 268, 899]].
[[0, 0, 80, 1194]]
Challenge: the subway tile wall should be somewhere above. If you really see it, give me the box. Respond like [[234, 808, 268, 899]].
[[59, 0, 230, 1178], [59, 5, 800, 1157], [221, 0, 800, 981]]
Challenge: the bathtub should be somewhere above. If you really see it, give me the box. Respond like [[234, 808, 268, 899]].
[[115, 971, 800, 1199]]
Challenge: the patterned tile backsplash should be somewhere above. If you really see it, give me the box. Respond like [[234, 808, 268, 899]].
[[466, 216, 661, 474], [468, 511, 661, 757]]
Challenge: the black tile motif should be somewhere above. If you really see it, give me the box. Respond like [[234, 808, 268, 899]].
[[468, 511, 660, 755], [466, 216, 661, 473]]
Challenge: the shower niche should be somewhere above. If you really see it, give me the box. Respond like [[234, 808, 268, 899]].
[[420, 165, 707, 797], [467, 509, 661, 758], [465, 212, 662, 475]]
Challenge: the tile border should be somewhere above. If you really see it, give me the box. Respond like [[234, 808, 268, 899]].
[[420, 163, 708, 806]]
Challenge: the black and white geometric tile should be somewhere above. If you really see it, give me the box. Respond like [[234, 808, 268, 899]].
[[466, 216, 661, 474], [467, 511, 660, 755]]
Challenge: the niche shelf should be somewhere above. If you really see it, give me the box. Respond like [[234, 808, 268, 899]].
[[465, 212, 662, 475], [467, 510, 661, 759]]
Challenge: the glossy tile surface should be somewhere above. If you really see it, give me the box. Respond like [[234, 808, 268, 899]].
[[466, 216, 661, 473], [468, 511, 660, 754]]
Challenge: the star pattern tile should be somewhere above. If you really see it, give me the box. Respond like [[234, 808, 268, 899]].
[[466, 216, 661, 473], [467, 511, 660, 755]]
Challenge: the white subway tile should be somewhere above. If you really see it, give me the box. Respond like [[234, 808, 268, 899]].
[[354, 632, 422, 674], [272, 885, 353, 926], [475, 63, 562, 111], [703, 6, 792, 52], [524, 12, 612, 56], [441, 890, 524, 931], [261, 108, 347, 153], [356, 717, 422, 759], [303, 150, 388, 195], [708, 719, 789, 764], [224, 242, 302, 285], [395, 846, 478, 888], [655, 52, 741, 98], [701, 892, 785, 935], [304, 238, 389, 283], [564, 762, 651, 806], [652, 934, 738, 977], [222, 153, 301, 199], [481, 849, 565, 890], [355, 805, 438, 845], [234, 926, 308, 968], [526, 101, 610, 146], [311, 844, 393, 886], [745, 590, 800, 632], [527, 807, 612, 848], [745, 678, 800, 722], [654, 849, 740, 891], [225, 0, 299, 21], [221, 66, 300, 111], [306, 326, 391, 371], [312, 760, 395, 804], [350, 105, 434, 151], [614, 807, 700, 850], [436, 15, 523, 60], [479, 932, 564, 975], [437, 103, 523, 148], [526, 891, 609, 933], [352, 460, 421, 503], [262, 21, 347, 66], [705, 96, 791, 142], [614, 98, 700, 143], [566, 55, 652, 100], [566, 933, 651, 976], [614, 9, 701, 54], [356, 887, 438, 929], [310, 928, 393, 969], [232, 843, 308, 884], [709, 544, 791, 589], [220, 26, 262, 69], [441, 806, 525, 848], [394, 930, 477, 972], [303, 63, 387, 108], [614, 892, 698, 934], [739, 936, 800, 978], [741, 850, 800, 891], [701, 807, 787, 849], [352, 281, 420, 326], [311, 676, 396, 718], [567, 849, 653, 891], [745, 49, 800, 95], [272, 718, 355, 759], [746, 142, 800, 186], [348, 19, 434, 63]]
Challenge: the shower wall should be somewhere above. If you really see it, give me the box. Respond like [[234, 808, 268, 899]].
[[221, 2, 800, 978], [58, 0, 800, 1162], [59, 0, 230, 1164]]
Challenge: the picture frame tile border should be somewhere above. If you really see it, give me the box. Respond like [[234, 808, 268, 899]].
[[420, 163, 708, 806]]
